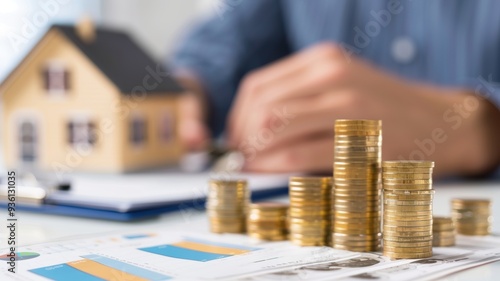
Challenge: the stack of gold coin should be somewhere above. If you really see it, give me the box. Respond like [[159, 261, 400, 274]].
[[206, 179, 249, 233], [289, 177, 332, 246], [451, 199, 492, 236], [247, 202, 289, 241], [433, 217, 456, 246], [332, 119, 382, 252], [382, 161, 434, 259]]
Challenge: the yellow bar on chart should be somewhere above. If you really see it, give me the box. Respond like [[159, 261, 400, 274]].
[[68, 259, 148, 281], [172, 241, 249, 255]]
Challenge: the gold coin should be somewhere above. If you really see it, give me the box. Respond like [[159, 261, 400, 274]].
[[334, 150, 381, 156], [334, 219, 380, 227], [333, 134, 382, 138], [384, 199, 432, 206], [335, 119, 382, 125], [334, 161, 380, 166], [335, 146, 381, 152], [383, 179, 432, 184], [334, 191, 381, 197], [333, 245, 380, 252], [383, 219, 432, 227], [382, 251, 433, 259], [432, 234, 456, 241], [383, 215, 433, 222], [335, 198, 380, 204], [383, 225, 432, 232], [433, 237, 456, 244], [384, 190, 435, 195], [382, 168, 434, 174], [249, 202, 288, 210], [334, 130, 381, 135], [334, 209, 381, 215], [383, 230, 433, 237], [333, 232, 381, 238], [383, 205, 432, 212], [383, 235, 433, 242], [333, 229, 380, 235], [432, 225, 454, 232], [382, 161, 435, 168], [383, 246, 432, 253], [333, 172, 380, 179], [383, 194, 433, 201], [335, 177, 380, 182], [290, 176, 332, 182], [382, 174, 432, 180], [383, 209, 433, 216], [332, 238, 381, 245], [383, 240, 433, 248], [248, 234, 288, 241], [382, 184, 433, 190], [451, 198, 490, 206]]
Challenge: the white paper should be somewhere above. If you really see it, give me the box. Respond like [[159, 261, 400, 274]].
[[1, 231, 499, 280], [0, 230, 356, 280], [46, 172, 293, 212], [243, 235, 500, 281]]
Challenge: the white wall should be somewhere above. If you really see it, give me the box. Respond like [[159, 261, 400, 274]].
[[0, 0, 215, 82], [101, 0, 214, 61]]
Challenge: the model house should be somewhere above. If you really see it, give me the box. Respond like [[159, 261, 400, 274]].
[[0, 22, 184, 173]]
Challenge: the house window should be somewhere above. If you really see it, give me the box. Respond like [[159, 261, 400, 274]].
[[19, 121, 37, 162], [44, 63, 69, 94], [130, 116, 147, 145], [159, 111, 174, 142], [68, 120, 97, 147]]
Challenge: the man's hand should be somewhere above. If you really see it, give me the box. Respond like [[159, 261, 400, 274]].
[[176, 73, 210, 151], [227, 43, 500, 177]]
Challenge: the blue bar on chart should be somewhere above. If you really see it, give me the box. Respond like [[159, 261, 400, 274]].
[[139, 239, 259, 262], [29, 255, 171, 281], [29, 264, 105, 281], [140, 245, 231, 262], [184, 237, 259, 251]]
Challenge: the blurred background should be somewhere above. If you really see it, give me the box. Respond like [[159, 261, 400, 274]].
[[0, 0, 218, 169], [0, 0, 215, 81]]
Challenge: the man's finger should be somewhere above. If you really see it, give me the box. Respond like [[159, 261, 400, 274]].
[[243, 135, 333, 173]]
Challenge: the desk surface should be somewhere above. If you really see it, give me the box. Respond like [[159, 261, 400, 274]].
[[2, 180, 499, 280]]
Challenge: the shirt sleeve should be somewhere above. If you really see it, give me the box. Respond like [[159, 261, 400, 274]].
[[170, 0, 291, 135]]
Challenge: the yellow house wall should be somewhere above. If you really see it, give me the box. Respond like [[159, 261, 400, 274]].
[[119, 95, 182, 171], [1, 30, 125, 173]]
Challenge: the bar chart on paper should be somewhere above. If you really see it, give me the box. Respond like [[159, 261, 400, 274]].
[[139, 238, 259, 262], [27, 238, 259, 280], [3, 231, 354, 280], [29, 254, 171, 281]]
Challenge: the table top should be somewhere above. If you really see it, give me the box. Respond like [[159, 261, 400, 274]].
[[2, 179, 499, 280]]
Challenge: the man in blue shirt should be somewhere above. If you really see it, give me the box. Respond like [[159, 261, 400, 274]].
[[171, 0, 500, 177]]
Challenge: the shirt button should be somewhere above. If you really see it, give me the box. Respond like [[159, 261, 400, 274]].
[[391, 37, 416, 64]]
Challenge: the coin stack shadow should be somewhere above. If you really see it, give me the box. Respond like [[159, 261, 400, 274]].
[[289, 177, 332, 246], [332, 119, 382, 252], [247, 202, 289, 241], [432, 217, 456, 246], [382, 161, 435, 259], [207, 179, 249, 233], [451, 199, 492, 236]]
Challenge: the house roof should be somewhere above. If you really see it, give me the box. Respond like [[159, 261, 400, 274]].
[[4, 24, 183, 94]]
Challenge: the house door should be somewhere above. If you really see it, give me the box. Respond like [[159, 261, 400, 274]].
[[19, 120, 37, 163]]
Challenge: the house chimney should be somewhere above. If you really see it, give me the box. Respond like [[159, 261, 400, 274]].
[[76, 16, 95, 44]]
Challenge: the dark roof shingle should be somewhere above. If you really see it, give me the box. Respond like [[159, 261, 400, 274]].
[[54, 24, 182, 94]]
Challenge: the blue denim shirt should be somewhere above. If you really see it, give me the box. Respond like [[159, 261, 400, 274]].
[[171, 0, 500, 135]]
